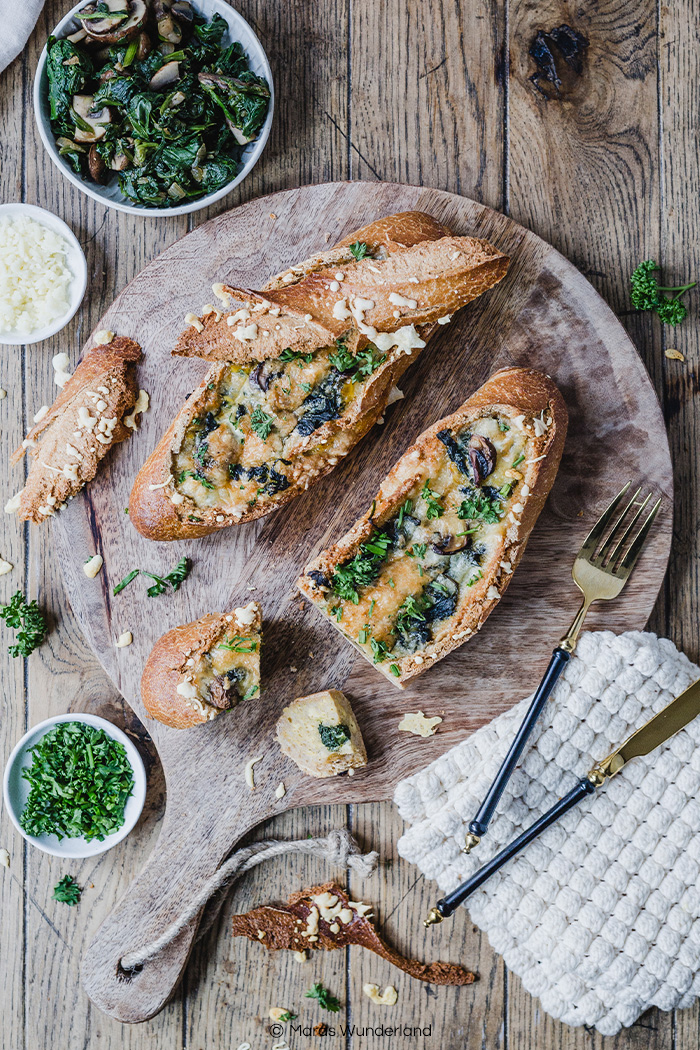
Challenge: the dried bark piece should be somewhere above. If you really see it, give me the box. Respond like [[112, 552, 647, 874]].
[[231, 881, 476, 986]]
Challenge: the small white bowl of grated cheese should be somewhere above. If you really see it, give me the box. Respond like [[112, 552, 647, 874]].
[[0, 203, 87, 346]]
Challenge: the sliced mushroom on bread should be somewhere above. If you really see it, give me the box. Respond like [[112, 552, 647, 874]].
[[297, 367, 568, 688], [141, 602, 262, 729], [6, 335, 143, 524], [128, 211, 509, 541]]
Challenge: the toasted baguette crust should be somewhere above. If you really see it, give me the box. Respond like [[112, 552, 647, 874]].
[[129, 212, 509, 541], [9, 337, 141, 525], [141, 604, 262, 729], [297, 367, 568, 687]]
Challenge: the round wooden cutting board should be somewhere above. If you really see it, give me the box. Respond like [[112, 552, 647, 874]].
[[53, 182, 673, 1021]]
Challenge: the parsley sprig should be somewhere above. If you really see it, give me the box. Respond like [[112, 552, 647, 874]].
[[421, 479, 443, 520], [53, 875, 81, 906], [331, 530, 393, 604], [458, 488, 504, 524], [20, 722, 134, 841], [305, 982, 341, 1012], [349, 241, 371, 260], [328, 340, 386, 379], [630, 260, 696, 326], [113, 557, 190, 597], [250, 405, 274, 440], [0, 592, 47, 658]]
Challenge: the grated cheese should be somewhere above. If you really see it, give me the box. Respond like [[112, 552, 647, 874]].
[[398, 711, 442, 737], [0, 215, 73, 335]]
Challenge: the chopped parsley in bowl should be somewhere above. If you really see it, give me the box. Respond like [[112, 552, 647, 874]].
[[3, 714, 146, 858], [34, 0, 273, 215]]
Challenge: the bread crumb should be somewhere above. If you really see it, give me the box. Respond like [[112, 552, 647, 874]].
[[665, 348, 685, 361], [0, 848, 9, 868], [275, 782, 286, 799], [116, 631, 132, 648], [398, 711, 442, 737], [244, 754, 263, 790], [269, 213, 277, 220], [83, 554, 103, 579], [363, 984, 398, 1006], [0, 557, 12, 575], [269, 1006, 292, 1022]]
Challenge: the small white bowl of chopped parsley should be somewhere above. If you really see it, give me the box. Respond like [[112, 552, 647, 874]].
[[33, 0, 273, 216], [3, 714, 147, 858]]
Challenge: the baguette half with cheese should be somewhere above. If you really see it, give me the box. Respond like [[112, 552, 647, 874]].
[[297, 367, 567, 687], [141, 602, 262, 729], [129, 211, 509, 540], [5, 335, 144, 524]]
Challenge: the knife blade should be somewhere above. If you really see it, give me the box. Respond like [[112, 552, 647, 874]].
[[424, 676, 700, 926]]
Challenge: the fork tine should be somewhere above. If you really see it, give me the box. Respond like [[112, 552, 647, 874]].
[[617, 497, 663, 578], [602, 491, 652, 567], [578, 482, 634, 556], [593, 486, 643, 562]]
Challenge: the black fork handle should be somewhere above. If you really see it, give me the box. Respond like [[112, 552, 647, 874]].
[[468, 647, 571, 839]]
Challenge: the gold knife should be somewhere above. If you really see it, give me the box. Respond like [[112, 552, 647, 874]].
[[425, 676, 700, 926]]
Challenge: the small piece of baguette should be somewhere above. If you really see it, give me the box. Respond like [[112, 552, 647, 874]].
[[297, 367, 567, 687], [129, 211, 509, 541], [7, 336, 142, 524], [141, 603, 262, 729]]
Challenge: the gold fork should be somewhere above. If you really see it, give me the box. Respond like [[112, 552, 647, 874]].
[[459, 481, 663, 857]]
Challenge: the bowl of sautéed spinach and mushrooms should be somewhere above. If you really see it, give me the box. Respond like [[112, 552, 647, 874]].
[[33, 0, 273, 216]]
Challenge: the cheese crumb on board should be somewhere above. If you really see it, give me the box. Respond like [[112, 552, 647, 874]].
[[0, 215, 73, 335], [123, 389, 149, 430], [93, 329, 114, 345], [363, 984, 398, 1006], [275, 782, 286, 799], [269, 1007, 292, 1022], [185, 312, 204, 332], [245, 754, 264, 790], [293, 949, 308, 962], [0, 848, 9, 868], [33, 404, 49, 423], [4, 491, 23, 514], [0, 557, 12, 575], [83, 554, 103, 579], [398, 711, 442, 737], [0, 388, 6, 399], [52, 352, 73, 388], [116, 631, 132, 648]]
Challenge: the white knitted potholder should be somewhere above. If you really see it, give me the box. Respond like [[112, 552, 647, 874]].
[[394, 631, 700, 1036]]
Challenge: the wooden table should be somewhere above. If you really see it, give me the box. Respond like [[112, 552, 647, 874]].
[[0, 1, 697, 1047]]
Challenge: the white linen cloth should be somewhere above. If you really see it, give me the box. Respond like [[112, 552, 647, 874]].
[[0, 0, 45, 77], [395, 631, 700, 1035]]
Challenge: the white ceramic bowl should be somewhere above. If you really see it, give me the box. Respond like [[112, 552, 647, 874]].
[[0, 202, 88, 345], [3, 713, 147, 858], [33, 0, 274, 217]]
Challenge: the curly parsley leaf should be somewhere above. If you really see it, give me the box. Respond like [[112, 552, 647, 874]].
[[630, 259, 696, 326], [421, 479, 443, 520], [331, 530, 393, 604], [250, 405, 274, 440], [113, 558, 190, 598], [0, 592, 47, 658], [348, 241, 370, 260], [53, 875, 81, 906], [305, 982, 341, 1012]]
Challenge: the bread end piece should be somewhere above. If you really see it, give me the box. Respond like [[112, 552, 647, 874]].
[[276, 689, 367, 778]]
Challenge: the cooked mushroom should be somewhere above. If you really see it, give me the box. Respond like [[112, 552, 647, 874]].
[[154, 0, 183, 44], [135, 30, 151, 61], [430, 533, 471, 555], [148, 61, 181, 91], [88, 143, 109, 183], [66, 28, 88, 44], [171, 1, 194, 25], [72, 95, 112, 143], [79, 0, 147, 45], [469, 434, 497, 484], [109, 151, 130, 171]]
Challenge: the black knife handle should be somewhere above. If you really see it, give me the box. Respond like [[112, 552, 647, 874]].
[[438, 775, 597, 918], [468, 646, 571, 839]]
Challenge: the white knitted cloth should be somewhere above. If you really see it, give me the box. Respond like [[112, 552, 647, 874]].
[[395, 631, 700, 1036]]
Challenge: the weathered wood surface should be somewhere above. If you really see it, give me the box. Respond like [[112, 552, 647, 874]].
[[0, 0, 696, 1046], [53, 179, 672, 1021]]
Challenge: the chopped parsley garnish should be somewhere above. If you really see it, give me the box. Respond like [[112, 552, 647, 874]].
[[331, 530, 392, 603], [0, 592, 47, 658], [178, 469, 215, 489], [113, 558, 191, 597], [421, 479, 444, 520], [250, 405, 274, 440], [278, 1011, 297, 1023], [318, 723, 351, 751], [467, 568, 484, 586], [20, 722, 134, 841], [458, 488, 504, 524], [217, 635, 257, 653], [394, 594, 428, 635], [280, 348, 314, 364], [512, 453, 525, 468], [630, 259, 696, 326], [390, 663, 401, 677], [499, 481, 516, 499], [241, 683, 260, 701], [407, 542, 427, 559], [305, 982, 341, 1012], [397, 498, 413, 527], [370, 637, 389, 663], [53, 875, 81, 906], [498, 419, 510, 432], [328, 341, 386, 379], [349, 241, 371, 260]]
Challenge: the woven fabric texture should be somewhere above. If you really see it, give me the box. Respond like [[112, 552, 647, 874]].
[[395, 631, 700, 1036]]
